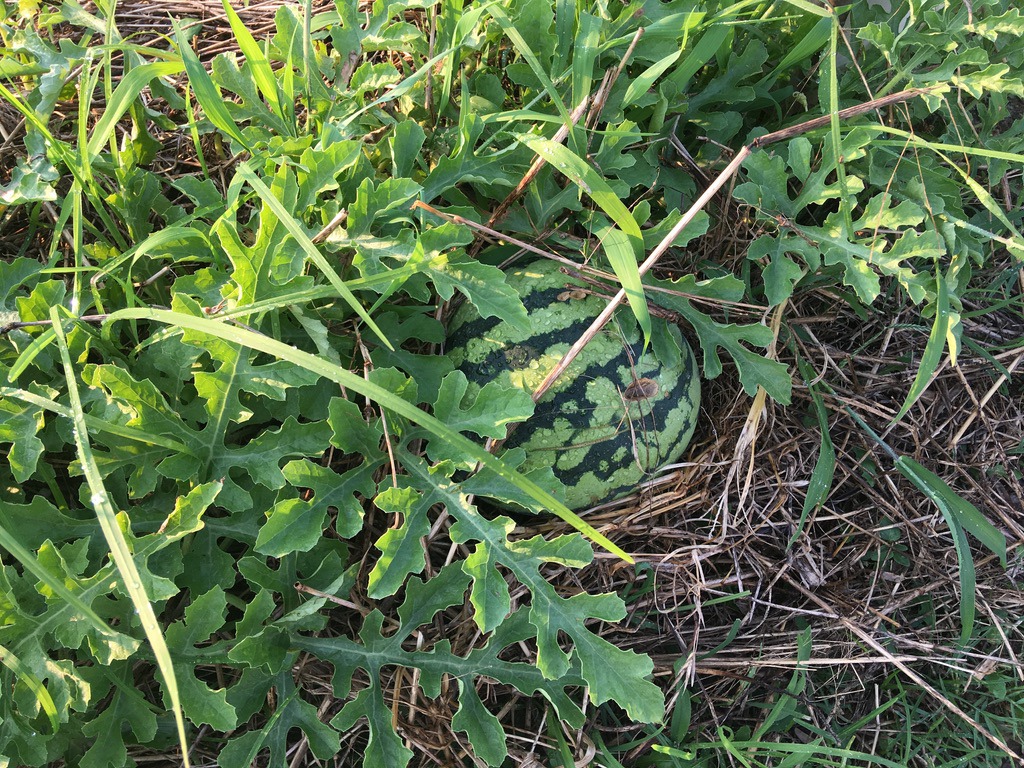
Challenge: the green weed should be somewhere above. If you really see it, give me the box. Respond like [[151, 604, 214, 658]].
[[0, 0, 1020, 765]]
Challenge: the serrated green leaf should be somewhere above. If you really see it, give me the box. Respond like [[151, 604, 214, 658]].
[[362, 311, 452, 403], [420, 114, 522, 202], [162, 587, 237, 731], [0, 495, 95, 549], [81, 685, 158, 768], [423, 250, 531, 335], [293, 564, 587, 768], [553, 592, 663, 723], [255, 499, 323, 558], [398, 456, 664, 722], [297, 139, 364, 209], [347, 177, 422, 237], [390, 120, 426, 178], [108, 307, 633, 561], [953, 63, 1024, 98], [0, 642, 60, 735], [220, 669, 340, 768], [463, 534, 513, 634], [0, 394, 45, 482], [647, 274, 792, 403], [234, 164, 394, 349], [429, 371, 534, 460], [0, 154, 59, 204], [333, 683, 414, 767], [139, 482, 221, 553], [213, 417, 332, 496], [216, 163, 312, 305], [0, 518, 140, 664], [328, 396, 387, 458], [395, 563, 473, 636], [453, 680, 507, 766], [367, 485, 432, 599], [747, 234, 812, 307], [256, 460, 373, 557], [229, 625, 291, 674], [50, 309, 192, 767]]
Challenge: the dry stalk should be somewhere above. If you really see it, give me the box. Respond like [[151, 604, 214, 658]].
[[411, 200, 566, 267], [481, 25, 646, 238], [480, 95, 593, 237], [530, 86, 937, 407], [527, 145, 753, 405]]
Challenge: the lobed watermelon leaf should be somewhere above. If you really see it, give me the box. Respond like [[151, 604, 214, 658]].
[[646, 273, 793, 404], [160, 587, 237, 732], [429, 371, 535, 460]]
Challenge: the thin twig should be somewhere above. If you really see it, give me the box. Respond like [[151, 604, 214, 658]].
[[482, 95, 593, 234], [413, 201, 568, 265], [528, 146, 752, 406], [586, 26, 644, 130], [311, 208, 348, 244], [2, 313, 110, 334], [483, 27, 646, 237], [525, 87, 936, 406], [750, 87, 937, 149]]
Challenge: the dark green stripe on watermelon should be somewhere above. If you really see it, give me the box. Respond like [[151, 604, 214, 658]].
[[446, 259, 700, 511]]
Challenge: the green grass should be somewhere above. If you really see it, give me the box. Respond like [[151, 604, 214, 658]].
[[0, 0, 1022, 765]]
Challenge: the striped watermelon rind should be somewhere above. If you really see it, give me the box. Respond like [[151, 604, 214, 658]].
[[446, 259, 700, 511]]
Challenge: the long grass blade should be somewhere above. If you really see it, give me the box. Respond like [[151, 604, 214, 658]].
[[623, 49, 681, 107], [7, 327, 57, 383], [664, 739, 915, 768], [219, 0, 290, 132], [668, 19, 727, 91], [790, 359, 835, 550], [105, 306, 634, 563], [234, 163, 394, 349], [760, 15, 831, 85], [86, 61, 184, 159], [570, 12, 601, 110], [50, 307, 192, 768], [892, 270, 955, 422], [487, 4, 571, 126], [172, 18, 251, 151], [895, 457, 1007, 566], [0, 643, 61, 734], [846, 406, 1007, 645], [516, 134, 651, 343]]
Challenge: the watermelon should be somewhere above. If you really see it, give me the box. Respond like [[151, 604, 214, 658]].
[[446, 258, 700, 511]]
